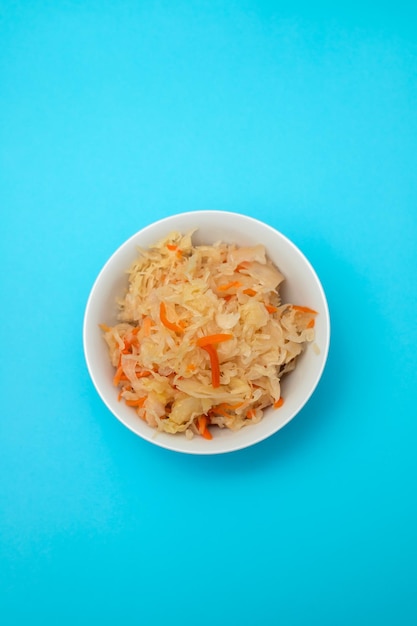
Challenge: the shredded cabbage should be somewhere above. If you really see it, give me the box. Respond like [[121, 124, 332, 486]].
[[101, 231, 316, 439]]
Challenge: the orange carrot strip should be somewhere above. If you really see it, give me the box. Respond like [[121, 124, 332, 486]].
[[274, 397, 284, 409], [135, 370, 152, 378], [215, 401, 245, 411], [186, 363, 196, 372], [218, 281, 242, 291], [122, 336, 136, 352], [211, 403, 246, 418], [236, 262, 249, 271], [166, 244, 183, 258], [201, 344, 220, 388], [196, 334, 233, 347], [306, 319, 315, 329], [211, 402, 245, 417], [243, 288, 257, 296], [125, 397, 146, 407], [113, 369, 129, 385], [292, 305, 318, 315], [265, 304, 278, 314], [246, 409, 256, 419], [159, 302, 184, 333], [197, 416, 213, 440], [210, 405, 234, 419]]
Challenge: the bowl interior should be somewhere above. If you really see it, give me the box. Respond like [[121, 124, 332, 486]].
[[83, 211, 330, 454]]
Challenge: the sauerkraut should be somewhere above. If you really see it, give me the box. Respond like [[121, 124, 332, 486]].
[[101, 231, 317, 439]]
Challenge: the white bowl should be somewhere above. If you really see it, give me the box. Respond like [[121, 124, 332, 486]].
[[83, 211, 330, 455]]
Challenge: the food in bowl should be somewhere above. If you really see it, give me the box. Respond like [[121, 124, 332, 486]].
[[100, 230, 317, 440]]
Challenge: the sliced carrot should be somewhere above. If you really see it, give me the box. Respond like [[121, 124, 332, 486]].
[[122, 335, 138, 352], [196, 334, 233, 347], [135, 370, 152, 378], [167, 243, 178, 251], [201, 344, 220, 387], [197, 416, 213, 440], [125, 397, 146, 407], [306, 319, 315, 329], [195, 335, 229, 387], [292, 305, 318, 315], [243, 288, 257, 296], [186, 363, 196, 372], [265, 304, 278, 314], [210, 402, 245, 419], [159, 302, 184, 333], [216, 401, 245, 411], [218, 281, 242, 291], [246, 409, 256, 419], [274, 397, 284, 409], [236, 262, 249, 272]]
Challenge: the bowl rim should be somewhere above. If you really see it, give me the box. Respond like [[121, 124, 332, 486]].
[[83, 210, 331, 455]]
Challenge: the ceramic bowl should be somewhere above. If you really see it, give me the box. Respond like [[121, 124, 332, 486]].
[[83, 211, 330, 454]]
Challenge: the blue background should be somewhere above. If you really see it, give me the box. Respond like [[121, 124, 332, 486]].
[[1, 1, 416, 624]]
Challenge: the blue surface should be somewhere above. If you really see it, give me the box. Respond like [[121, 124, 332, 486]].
[[1, 1, 417, 624]]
